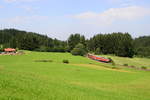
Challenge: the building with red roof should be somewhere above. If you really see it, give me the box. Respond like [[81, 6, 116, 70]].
[[4, 48, 16, 52]]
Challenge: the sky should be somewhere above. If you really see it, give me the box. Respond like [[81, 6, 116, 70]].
[[0, 0, 150, 40]]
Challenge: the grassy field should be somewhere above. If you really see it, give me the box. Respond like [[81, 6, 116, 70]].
[[0, 51, 150, 100], [99, 54, 150, 69]]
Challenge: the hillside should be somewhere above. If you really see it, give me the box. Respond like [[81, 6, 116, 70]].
[[0, 51, 150, 100]]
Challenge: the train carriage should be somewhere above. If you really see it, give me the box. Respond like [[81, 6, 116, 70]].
[[87, 54, 110, 63]]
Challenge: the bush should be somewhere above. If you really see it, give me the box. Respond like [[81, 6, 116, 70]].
[[123, 64, 128, 66], [71, 43, 87, 56], [95, 48, 101, 55], [35, 60, 53, 62], [141, 66, 147, 70], [108, 58, 115, 66], [71, 48, 86, 56], [0, 45, 4, 52], [112, 66, 117, 69], [63, 60, 69, 64]]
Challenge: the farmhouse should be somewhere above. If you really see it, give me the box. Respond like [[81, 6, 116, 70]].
[[4, 48, 16, 53]]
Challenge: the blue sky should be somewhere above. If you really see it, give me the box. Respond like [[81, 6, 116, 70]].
[[0, 0, 150, 40]]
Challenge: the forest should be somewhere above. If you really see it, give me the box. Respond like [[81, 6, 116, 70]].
[[0, 29, 150, 58]]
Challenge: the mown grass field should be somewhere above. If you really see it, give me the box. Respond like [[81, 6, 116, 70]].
[[0, 51, 150, 100]]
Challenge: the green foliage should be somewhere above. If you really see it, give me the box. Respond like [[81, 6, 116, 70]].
[[68, 34, 86, 51], [0, 29, 67, 52], [35, 59, 53, 62], [36, 46, 49, 52], [95, 48, 102, 55], [111, 66, 117, 69], [71, 43, 87, 56], [135, 47, 150, 58], [71, 48, 85, 56], [51, 47, 66, 52], [134, 36, 150, 57], [87, 33, 134, 58], [108, 58, 115, 66], [0, 45, 4, 52], [75, 43, 85, 49], [0, 28, 149, 58], [141, 66, 147, 70], [63, 59, 69, 64], [15, 47, 19, 51], [123, 64, 128, 66]]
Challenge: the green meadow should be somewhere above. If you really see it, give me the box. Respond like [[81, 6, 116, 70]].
[[0, 51, 150, 100]]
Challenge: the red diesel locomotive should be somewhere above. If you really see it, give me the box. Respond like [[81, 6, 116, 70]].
[[87, 54, 111, 63]]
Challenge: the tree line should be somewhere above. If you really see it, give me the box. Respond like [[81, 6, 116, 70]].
[[87, 33, 134, 57], [0, 29, 67, 52], [133, 36, 150, 58], [0, 29, 149, 58]]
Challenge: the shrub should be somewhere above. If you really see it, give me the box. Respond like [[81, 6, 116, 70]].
[[95, 48, 101, 55], [71, 43, 87, 56], [108, 58, 115, 66], [63, 59, 69, 64], [123, 64, 128, 66], [141, 66, 147, 70], [0, 45, 4, 52], [71, 48, 86, 56], [35, 60, 53, 62], [16, 48, 19, 51], [112, 66, 117, 69]]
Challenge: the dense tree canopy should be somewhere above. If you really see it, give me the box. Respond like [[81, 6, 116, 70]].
[[67, 34, 86, 51], [87, 33, 134, 57], [134, 36, 150, 58], [0, 29, 66, 52]]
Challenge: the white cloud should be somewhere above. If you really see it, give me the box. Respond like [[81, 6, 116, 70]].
[[73, 6, 150, 26]]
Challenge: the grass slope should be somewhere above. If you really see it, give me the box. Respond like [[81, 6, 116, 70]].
[[100, 54, 150, 69], [0, 51, 150, 100]]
